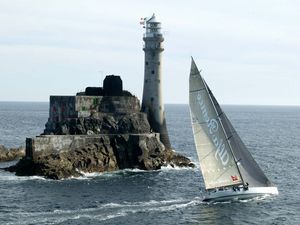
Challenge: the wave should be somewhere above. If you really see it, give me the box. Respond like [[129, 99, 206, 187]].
[[67, 165, 198, 180], [0, 166, 178, 182], [4, 194, 278, 225], [69, 168, 155, 180], [6, 197, 203, 224], [0, 171, 46, 181], [1, 160, 199, 182]]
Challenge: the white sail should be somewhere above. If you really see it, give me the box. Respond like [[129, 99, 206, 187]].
[[189, 58, 272, 190], [189, 59, 243, 189]]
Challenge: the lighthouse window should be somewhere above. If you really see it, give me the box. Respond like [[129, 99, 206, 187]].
[[151, 97, 154, 102], [146, 61, 148, 65], [151, 70, 155, 74]]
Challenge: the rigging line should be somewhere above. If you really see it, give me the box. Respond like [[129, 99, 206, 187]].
[[227, 135, 233, 140], [225, 129, 237, 140]]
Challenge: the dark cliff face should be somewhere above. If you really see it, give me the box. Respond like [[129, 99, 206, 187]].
[[44, 113, 151, 135], [7, 135, 194, 180], [2, 132, 195, 179]]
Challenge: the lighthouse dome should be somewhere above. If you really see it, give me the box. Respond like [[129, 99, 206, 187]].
[[147, 14, 160, 24]]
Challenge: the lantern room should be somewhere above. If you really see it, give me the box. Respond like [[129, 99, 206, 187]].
[[144, 14, 162, 38]]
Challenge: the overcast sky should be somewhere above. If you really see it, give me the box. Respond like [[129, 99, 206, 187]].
[[0, 0, 299, 105]]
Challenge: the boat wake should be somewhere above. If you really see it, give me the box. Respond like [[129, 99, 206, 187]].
[[207, 194, 276, 205]]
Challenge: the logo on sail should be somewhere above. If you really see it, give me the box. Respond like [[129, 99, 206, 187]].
[[231, 175, 238, 182], [196, 91, 230, 166]]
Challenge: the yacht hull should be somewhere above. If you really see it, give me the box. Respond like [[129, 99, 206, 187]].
[[203, 187, 278, 202]]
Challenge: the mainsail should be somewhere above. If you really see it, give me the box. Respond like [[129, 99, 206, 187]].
[[189, 58, 271, 190]]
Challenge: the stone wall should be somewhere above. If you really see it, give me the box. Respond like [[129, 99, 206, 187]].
[[49, 95, 140, 122], [45, 95, 143, 135], [75, 96, 102, 117], [98, 96, 140, 113], [49, 96, 77, 123]]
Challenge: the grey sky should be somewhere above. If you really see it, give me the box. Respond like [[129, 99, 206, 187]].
[[0, 0, 299, 105]]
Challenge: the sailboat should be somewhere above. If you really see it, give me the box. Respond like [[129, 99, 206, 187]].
[[189, 58, 278, 202]]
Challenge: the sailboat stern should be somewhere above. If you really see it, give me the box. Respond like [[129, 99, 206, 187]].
[[203, 186, 279, 202]]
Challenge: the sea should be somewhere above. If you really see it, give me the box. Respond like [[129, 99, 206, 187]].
[[0, 102, 299, 225]]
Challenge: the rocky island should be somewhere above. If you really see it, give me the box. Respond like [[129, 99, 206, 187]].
[[4, 15, 195, 179], [6, 75, 194, 179]]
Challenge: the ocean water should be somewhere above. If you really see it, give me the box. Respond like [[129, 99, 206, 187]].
[[0, 102, 299, 225]]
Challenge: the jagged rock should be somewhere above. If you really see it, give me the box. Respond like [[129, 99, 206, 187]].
[[6, 135, 194, 179], [0, 145, 25, 162], [43, 113, 151, 135], [164, 150, 195, 168], [4, 93, 195, 179], [6, 137, 118, 179]]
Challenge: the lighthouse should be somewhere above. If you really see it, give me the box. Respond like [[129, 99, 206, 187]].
[[141, 14, 171, 149]]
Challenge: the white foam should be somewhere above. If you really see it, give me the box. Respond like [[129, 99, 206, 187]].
[[95, 212, 128, 221], [122, 198, 187, 207], [99, 197, 203, 219], [67, 168, 156, 180], [72, 164, 200, 180], [1, 162, 199, 182], [161, 164, 198, 171], [0, 171, 46, 181], [209, 194, 272, 205], [7, 197, 204, 224]]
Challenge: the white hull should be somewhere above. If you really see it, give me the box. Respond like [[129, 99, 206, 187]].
[[203, 186, 278, 202]]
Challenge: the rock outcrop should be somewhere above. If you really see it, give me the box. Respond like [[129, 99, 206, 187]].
[[6, 135, 193, 179], [0, 145, 24, 162], [4, 78, 194, 179], [43, 113, 151, 135]]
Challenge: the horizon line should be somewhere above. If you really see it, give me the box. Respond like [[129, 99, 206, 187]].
[[0, 100, 300, 107]]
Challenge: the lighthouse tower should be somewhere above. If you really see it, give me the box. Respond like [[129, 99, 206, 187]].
[[141, 14, 171, 149]]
